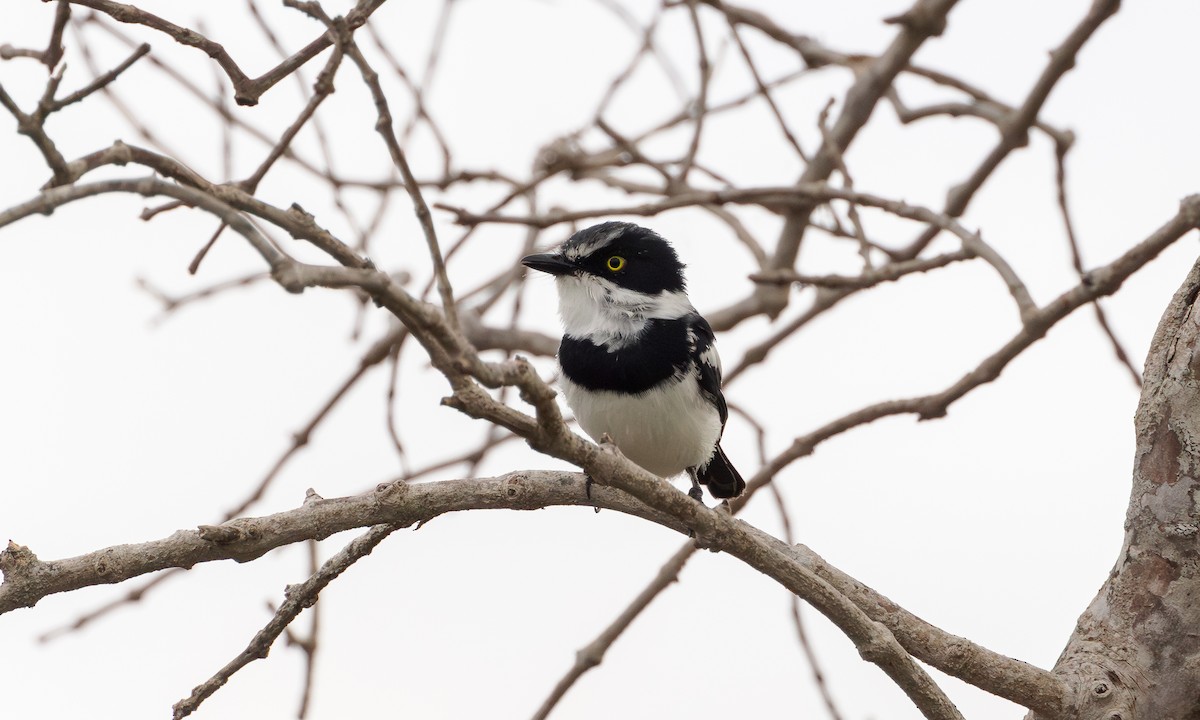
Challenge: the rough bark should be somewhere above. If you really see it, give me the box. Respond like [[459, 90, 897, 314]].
[[1038, 247, 1200, 719]]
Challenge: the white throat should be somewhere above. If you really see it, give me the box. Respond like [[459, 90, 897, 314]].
[[556, 274, 693, 348]]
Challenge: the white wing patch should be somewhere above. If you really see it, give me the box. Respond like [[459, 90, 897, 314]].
[[699, 343, 722, 374]]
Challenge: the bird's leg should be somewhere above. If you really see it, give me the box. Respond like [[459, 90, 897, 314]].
[[582, 433, 629, 513], [686, 467, 704, 503], [582, 476, 599, 514], [580, 474, 600, 513]]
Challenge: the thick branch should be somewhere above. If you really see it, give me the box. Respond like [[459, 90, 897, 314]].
[[1036, 215, 1200, 719], [0, 473, 679, 615]]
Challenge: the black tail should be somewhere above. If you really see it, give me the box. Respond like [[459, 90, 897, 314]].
[[696, 443, 746, 499]]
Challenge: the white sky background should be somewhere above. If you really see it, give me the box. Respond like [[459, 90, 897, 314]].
[[1, 1, 1198, 719]]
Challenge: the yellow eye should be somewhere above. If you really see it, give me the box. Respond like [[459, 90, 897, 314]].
[[606, 255, 626, 272]]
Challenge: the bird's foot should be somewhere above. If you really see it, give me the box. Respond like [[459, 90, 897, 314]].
[[584, 475, 600, 514], [685, 466, 705, 503]]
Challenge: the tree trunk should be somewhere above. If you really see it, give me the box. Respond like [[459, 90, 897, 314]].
[[1039, 252, 1200, 719]]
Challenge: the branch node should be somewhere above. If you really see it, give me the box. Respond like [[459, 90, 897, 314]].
[[271, 263, 307, 295], [198, 524, 245, 544], [575, 644, 604, 670], [374, 479, 409, 500], [288, 202, 315, 223], [883, 8, 948, 36], [0, 541, 40, 579], [856, 621, 898, 663], [1180, 194, 1200, 227], [92, 552, 117, 577]]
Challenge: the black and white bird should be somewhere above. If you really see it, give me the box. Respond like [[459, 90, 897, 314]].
[[521, 221, 745, 501]]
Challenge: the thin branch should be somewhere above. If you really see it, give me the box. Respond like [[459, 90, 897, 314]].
[[383, 330, 414, 472], [342, 37, 459, 329], [592, 4, 686, 121], [49, 41, 150, 111], [721, 7, 807, 161], [768, 0, 961, 275], [768, 482, 846, 720], [224, 326, 405, 520], [749, 249, 972, 288], [0, 76, 72, 184], [37, 568, 184, 642], [437, 183, 980, 241], [58, 0, 387, 105], [135, 273, 270, 319], [75, 10, 402, 190], [677, 0, 712, 185], [172, 520, 398, 719], [730, 198, 1200, 445], [0, 1, 70, 67], [530, 544, 697, 720], [1053, 141, 1142, 387], [898, 0, 1122, 259], [816, 98, 872, 267], [364, 22, 453, 178], [291, 540, 321, 720]]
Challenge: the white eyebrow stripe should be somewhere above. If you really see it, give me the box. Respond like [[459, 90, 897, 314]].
[[562, 224, 626, 261]]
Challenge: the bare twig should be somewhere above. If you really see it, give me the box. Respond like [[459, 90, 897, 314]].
[[677, 0, 712, 185], [49, 41, 150, 111], [530, 544, 697, 720], [768, 481, 846, 720], [721, 8, 807, 161], [58, 0, 387, 105], [291, 541, 321, 720], [767, 0, 961, 283], [897, 0, 1122, 259], [1053, 141, 1142, 387], [37, 568, 185, 642], [225, 326, 406, 520], [749, 249, 972, 288], [136, 273, 270, 319], [0, 1, 70, 67], [341, 37, 459, 329], [816, 98, 872, 267], [172, 521, 399, 719]]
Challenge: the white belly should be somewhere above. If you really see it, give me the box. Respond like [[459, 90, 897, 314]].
[[561, 373, 721, 477]]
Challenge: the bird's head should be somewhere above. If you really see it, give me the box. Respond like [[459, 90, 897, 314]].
[[521, 222, 694, 342]]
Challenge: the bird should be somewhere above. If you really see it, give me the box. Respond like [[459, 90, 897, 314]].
[[521, 221, 746, 501]]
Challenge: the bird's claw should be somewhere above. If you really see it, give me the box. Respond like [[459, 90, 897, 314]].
[[584, 475, 601, 513]]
